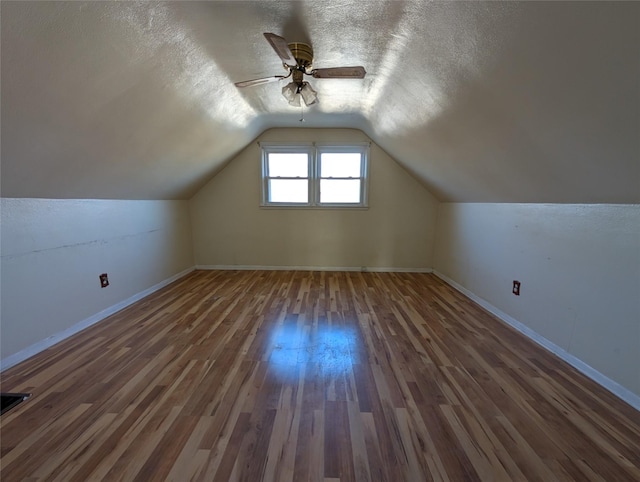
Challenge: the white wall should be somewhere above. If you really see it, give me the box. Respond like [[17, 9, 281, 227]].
[[1, 198, 194, 364], [190, 128, 439, 270], [433, 203, 640, 399]]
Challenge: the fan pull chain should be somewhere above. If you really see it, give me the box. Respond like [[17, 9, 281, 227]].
[[299, 103, 305, 123]]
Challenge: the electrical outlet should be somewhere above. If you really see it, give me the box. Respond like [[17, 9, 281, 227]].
[[512, 280, 521, 296], [100, 273, 109, 288]]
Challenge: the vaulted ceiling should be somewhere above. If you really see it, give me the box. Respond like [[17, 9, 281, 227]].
[[2, 1, 638, 202]]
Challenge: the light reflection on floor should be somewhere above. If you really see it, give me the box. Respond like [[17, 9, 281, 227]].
[[268, 318, 361, 379]]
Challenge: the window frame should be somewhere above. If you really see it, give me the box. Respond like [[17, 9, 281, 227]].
[[260, 142, 369, 209]]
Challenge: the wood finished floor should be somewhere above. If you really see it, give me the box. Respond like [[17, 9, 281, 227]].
[[1, 270, 639, 481]]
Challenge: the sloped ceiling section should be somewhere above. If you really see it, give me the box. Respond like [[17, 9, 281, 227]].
[[1, 1, 638, 202]]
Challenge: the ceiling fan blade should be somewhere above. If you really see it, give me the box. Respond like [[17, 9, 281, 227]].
[[234, 75, 287, 88], [311, 66, 366, 79], [263, 33, 297, 67]]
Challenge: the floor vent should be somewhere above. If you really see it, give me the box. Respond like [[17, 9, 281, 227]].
[[1, 393, 31, 415]]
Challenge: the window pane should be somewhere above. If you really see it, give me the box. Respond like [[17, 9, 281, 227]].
[[320, 153, 361, 178], [268, 153, 309, 177], [269, 179, 308, 203], [320, 179, 361, 203]]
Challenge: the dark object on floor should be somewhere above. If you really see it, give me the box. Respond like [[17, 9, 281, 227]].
[[1, 393, 31, 415]]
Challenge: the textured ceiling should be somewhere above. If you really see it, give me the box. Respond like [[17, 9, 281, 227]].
[[1, 1, 638, 202]]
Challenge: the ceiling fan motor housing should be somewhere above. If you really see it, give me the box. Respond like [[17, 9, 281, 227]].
[[288, 42, 314, 70]]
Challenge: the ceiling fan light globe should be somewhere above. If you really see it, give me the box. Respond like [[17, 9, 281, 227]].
[[282, 82, 301, 106], [301, 83, 318, 106]]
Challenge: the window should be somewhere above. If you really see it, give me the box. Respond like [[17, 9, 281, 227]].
[[261, 143, 369, 208]]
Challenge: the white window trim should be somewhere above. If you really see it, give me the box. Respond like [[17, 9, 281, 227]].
[[260, 142, 370, 208]]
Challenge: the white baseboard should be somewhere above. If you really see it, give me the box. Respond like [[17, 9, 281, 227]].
[[433, 270, 640, 411], [0, 266, 195, 372], [196, 264, 433, 273]]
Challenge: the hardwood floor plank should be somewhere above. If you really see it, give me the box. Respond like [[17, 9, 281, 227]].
[[210, 412, 251, 482], [1, 270, 638, 481]]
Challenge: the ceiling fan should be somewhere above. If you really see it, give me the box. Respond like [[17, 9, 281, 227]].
[[234, 33, 366, 107]]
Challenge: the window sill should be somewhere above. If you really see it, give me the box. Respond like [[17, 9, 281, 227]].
[[259, 204, 369, 210]]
